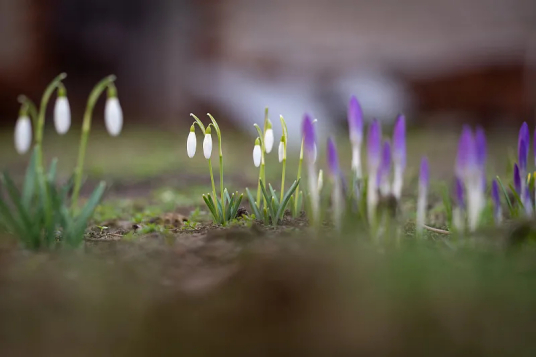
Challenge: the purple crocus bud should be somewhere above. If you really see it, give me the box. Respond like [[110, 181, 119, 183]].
[[348, 96, 363, 145], [519, 122, 529, 172], [519, 140, 528, 175], [392, 114, 406, 169], [377, 141, 392, 195], [455, 177, 465, 210], [327, 137, 340, 179], [491, 179, 500, 209], [514, 163, 522, 194], [302, 114, 316, 162], [455, 125, 476, 179], [534, 127, 536, 166], [475, 126, 486, 170], [367, 119, 382, 175]]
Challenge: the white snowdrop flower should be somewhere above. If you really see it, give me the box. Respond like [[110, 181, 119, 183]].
[[278, 137, 285, 163], [264, 123, 274, 153], [253, 138, 262, 167], [104, 97, 123, 136], [187, 125, 197, 158], [203, 127, 212, 159], [53, 96, 71, 135], [14, 116, 32, 154]]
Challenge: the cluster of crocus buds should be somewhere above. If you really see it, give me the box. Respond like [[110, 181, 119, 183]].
[[454, 125, 487, 231]]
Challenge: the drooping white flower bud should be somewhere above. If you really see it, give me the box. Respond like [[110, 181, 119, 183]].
[[14, 116, 32, 154], [53, 95, 71, 135], [203, 127, 212, 159], [104, 97, 123, 136], [253, 137, 262, 167], [187, 125, 197, 158], [278, 137, 285, 163], [264, 120, 274, 153]]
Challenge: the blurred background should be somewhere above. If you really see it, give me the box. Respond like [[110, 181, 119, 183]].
[[0, 0, 535, 169], [1, 0, 536, 133]]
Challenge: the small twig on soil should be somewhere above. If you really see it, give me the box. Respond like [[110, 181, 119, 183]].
[[423, 224, 450, 235]]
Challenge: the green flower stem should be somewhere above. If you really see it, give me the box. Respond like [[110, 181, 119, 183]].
[[17, 96, 39, 129], [207, 114, 225, 219], [279, 115, 288, 203], [71, 75, 116, 212], [208, 158, 218, 216], [190, 114, 219, 221], [34, 73, 67, 226]]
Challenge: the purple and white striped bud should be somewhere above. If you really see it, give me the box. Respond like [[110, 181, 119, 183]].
[[491, 179, 502, 225], [302, 114, 316, 164], [302, 114, 319, 223], [327, 138, 343, 231], [392, 114, 406, 200], [366, 119, 382, 225], [377, 141, 392, 197], [519, 122, 529, 175], [367, 119, 382, 176], [327, 137, 340, 180], [348, 96, 363, 178], [452, 177, 466, 232], [524, 185, 533, 217], [416, 157, 429, 235]]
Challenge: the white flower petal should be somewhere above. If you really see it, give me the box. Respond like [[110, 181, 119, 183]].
[[105, 97, 123, 136], [253, 144, 262, 167], [53, 97, 71, 135], [187, 131, 197, 158], [278, 141, 285, 163], [14, 116, 32, 154], [264, 129, 274, 153], [203, 134, 212, 159]]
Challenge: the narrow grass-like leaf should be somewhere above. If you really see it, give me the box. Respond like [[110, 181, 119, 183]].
[[259, 180, 276, 219], [69, 182, 106, 246], [441, 184, 453, 225], [245, 188, 261, 218], [276, 179, 300, 221], [1, 173, 36, 243], [231, 193, 243, 219], [202, 194, 218, 222], [496, 176, 513, 212], [47, 158, 58, 182], [268, 184, 280, 207], [225, 193, 236, 221], [21, 148, 37, 209], [508, 183, 524, 207]]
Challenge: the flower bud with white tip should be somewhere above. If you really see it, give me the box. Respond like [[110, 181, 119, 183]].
[[278, 136, 285, 163], [253, 137, 262, 167], [187, 125, 197, 158], [264, 120, 274, 153], [203, 126, 212, 159], [53, 86, 71, 135], [14, 112, 32, 154], [104, 86, 123, 136]]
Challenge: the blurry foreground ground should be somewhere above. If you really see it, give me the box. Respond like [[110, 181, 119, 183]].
[[1, 124, 535, 356]]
